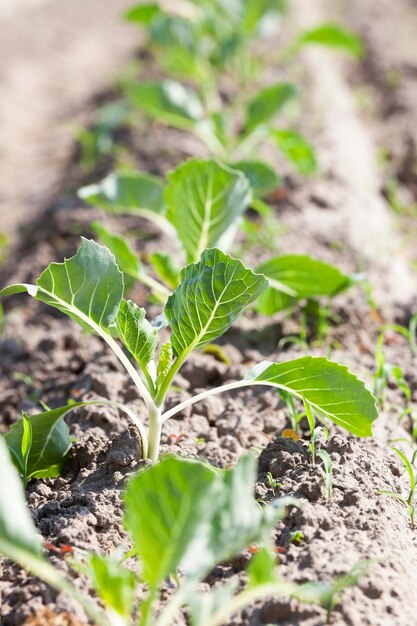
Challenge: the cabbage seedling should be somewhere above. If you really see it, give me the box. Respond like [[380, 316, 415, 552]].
[[124, 3, 361, 177], [1, 239, 378, 465], [80, 159, 356, 317], [0, 439, 372, 626]]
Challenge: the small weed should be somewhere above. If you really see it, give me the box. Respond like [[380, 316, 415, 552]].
[[289, 530, 305, 545], [378, 446, 417, 527], [266, 472, 282, 492], [317, 449, 333, 501]]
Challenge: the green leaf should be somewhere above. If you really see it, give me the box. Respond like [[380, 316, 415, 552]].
[[21, 414, 33, 477], [233, 160, 281, 197], [4, 405, 82, 481], [89, 554, 136, 619], [125, 456, 219, 587], [0, 436, 110, 625], [247, 547, 277, 587], [0, 437, 43, 558], [79, 171, 165, 216], [150, 13, 196, 55], [0, 239, 124, 333], [165, 248, 268, 358], [91, 222, 142, 279], [270, 129, 317, 175], [241, 0, 285, 35], [148, 252, 180, 289], [128, 80, 204, 130], [246, 356, 378, 437], [391, 447, 416, 492], [298, 23, 363, 57], [245, 83, 297, 134], [256, 254, 352, 314], [125, 3, 161, 25], [116, 299, 158, 371], [156, 342, 173, 390], [124, 455, 278, 587], [165, 159, 252, 262]]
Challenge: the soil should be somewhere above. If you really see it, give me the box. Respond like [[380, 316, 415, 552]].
[[1, 0, 417, 625]]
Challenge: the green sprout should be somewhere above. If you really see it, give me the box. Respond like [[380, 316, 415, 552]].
[[378, 446, 417, 528]]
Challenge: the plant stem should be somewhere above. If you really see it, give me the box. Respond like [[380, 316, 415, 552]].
[[160, 378, 307, 423], [230, 125, 270, 162], [147, 405, 163, 462], [140, 586, 158, 626], [102, 333, 155, 411], [137, 272, 171, 302], [206, 581, 296, 626], [195, 123, 228, 160], [160, 379, 253, 423]]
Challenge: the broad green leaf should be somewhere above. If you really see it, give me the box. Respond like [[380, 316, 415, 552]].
[[91, 222, 142, 279], [165, 248, 268, 358], [256, 286, 296, 315], [125, 3, 161, 25], [245, 83, 297, 134], [180, 455, 267, 579], [241, 0, 285, 35], [89, 554, 136, 619], [128, 80, 204, 130], [79, 171, 165, 216], [124, 455, 279, 587], [233, 160, 281, 197], [116, 299, 158, 371], [246, 356, 378, 437], [256, 254, 352, 314], [270, 129, 317, 175], [148, 14, 205, 79], [4, 403, 92, 481], [298, 23, 363, 57], [0, 239, 123, 332], [1, 240, 123, 330], [150, 13, 196, 54], [125, 455, 219, 587], [0, 439, 110, 626], [149, 252, 180, 289], [165, 159, 252, 262], [0, 437, 42, 557]]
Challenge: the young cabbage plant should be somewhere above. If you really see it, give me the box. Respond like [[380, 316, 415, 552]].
[[126, 77, 313, 176], [1, 239, 378, 465], [124, 3, 362, 176], [79, 158, 356, 315], [0, 440, 372, 626], [125, 0, 287, 104], [124, 2, 312, 174]]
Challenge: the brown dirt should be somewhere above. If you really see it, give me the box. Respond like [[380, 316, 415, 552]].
[[2, 1, 417, 625], [0, 0, 138, 242]]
